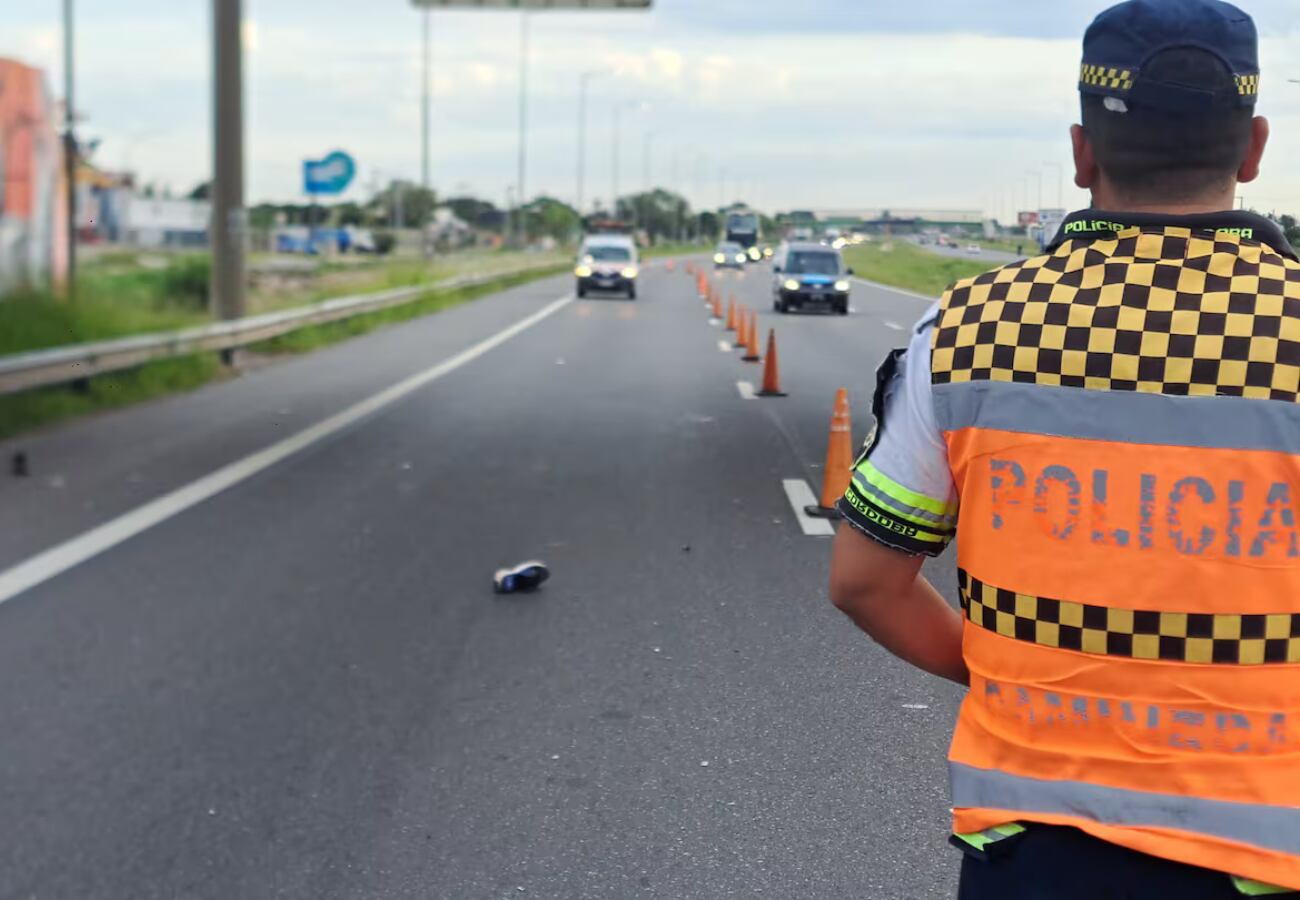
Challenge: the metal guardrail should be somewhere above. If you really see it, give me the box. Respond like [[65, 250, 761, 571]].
[[0, 262, 564, 397]]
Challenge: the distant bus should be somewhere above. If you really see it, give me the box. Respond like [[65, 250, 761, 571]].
[[724, 210, 761, 261]]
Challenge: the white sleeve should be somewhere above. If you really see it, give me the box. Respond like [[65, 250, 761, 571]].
[[836, 303, 959, 556]]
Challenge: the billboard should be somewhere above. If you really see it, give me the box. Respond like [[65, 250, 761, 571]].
[[0, 58, 63, 295], [1017, 210, 1040, 227]]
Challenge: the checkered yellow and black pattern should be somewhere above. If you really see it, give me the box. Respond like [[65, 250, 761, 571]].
[[1079, 63, 1134, 91], [959, 570, 1300, 665], [1236, 73, 1261, 97], [931, 227, 1300, 401]]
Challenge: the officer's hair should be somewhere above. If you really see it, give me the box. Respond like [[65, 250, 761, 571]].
[[1081, 48, 1255, 203]]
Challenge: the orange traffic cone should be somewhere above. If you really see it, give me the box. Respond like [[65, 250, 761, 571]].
[[742, 311, 762, 362], [712, 289, 724, 320], [666, 258, 676, 272], [734, 304, 749, 348], [697, 273, 708, 299], [685, 262, 694, 275], [725, 296, 737, 332], [806, 389, 853, 518], [758, 329, 786, 396]]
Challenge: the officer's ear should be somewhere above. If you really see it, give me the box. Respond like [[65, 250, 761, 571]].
[[1070, 124, 1099, 191], [1237, 116, 1269, 185]]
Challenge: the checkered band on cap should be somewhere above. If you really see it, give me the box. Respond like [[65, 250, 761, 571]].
[[1080, 63, 1135, 92]]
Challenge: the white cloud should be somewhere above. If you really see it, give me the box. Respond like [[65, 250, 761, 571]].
[[5, 2, 1300, 216]]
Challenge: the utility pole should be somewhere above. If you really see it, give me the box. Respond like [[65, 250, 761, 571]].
[[62, 0, 76, 298], [212, 0, 246, 322]]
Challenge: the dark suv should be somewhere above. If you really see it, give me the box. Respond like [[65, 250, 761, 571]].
[[772, 242, 852, 315]]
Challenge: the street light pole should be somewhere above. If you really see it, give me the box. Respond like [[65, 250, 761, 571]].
[[576, 70, 601, 217], [62, 0, 76, 298], [421, 9, 431, 193], [1043, 161, 1063, 209], [212, 0, 246, 323], [611, 104, 620, 219], [642, 130, 657, 192], [514, 10, 530, 244]]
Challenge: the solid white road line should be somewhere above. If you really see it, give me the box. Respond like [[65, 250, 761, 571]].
[[0, 294, 577, 607], [851, 276, 935, 304], [718, 340, 732, 352], [736, 380, 757, 400], [782, 479, 836, 537]]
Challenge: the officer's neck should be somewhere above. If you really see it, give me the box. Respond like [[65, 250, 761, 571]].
[[1091, 181, 1239, 217]]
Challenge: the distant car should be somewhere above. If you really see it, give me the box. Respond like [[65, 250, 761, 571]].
[[713, 241, 747, 269], [576, 235, 639, 299], [762, 246, 775, 259], [771, 241, 852, 315], [966, 243, 982, 255]]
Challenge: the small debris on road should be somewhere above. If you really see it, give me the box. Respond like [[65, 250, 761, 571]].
[[11, 452, 28, 477], [700, 760, 710, 767], [681, 544, 691, 552], [493, 560, 550, 594], [555, 358, 566, 365]]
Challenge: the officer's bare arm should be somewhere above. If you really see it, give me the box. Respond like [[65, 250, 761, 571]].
[[829, 525, 968, 686]]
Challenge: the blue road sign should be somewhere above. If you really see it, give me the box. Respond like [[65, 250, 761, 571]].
[[303, 151, 356, 196]]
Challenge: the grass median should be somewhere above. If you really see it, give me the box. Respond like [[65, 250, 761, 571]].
[[0, 262, 569, 440], [843, 240, 998, 299]]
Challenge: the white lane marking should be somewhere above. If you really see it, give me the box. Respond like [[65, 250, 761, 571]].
[[848, 306, 857, 314], [782, 479, 836, 536], [884, 321, 904, 331], [736, 380, 757, 400], [0, 294, 576, 607], [851, 276, 934, 303], [718, 340, 732, 352]]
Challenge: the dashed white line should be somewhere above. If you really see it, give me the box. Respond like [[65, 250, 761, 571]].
[[782, 479, 836, 536], [718, 340, 733, 352], [884, 321, 904, 331], [0, 294, 577, 607], [736, 380, 757, 400]]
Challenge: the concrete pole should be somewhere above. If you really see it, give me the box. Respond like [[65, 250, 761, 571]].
[[211, 0, 247, 322], [63, 0, 76, 298]]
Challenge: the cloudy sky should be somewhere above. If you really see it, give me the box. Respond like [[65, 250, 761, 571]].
[[6, 1, 1300, 220]]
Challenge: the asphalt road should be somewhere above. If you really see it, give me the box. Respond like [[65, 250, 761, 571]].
[[0, 260, 967, 899]]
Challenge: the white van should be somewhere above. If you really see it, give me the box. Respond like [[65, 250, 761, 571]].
[[575, 234, 639, 300]]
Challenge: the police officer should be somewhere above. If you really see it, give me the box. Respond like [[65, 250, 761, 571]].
[[829, 1, 1300, 896]]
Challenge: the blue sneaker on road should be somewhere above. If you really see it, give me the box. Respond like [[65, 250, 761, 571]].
[[493, 561, 550, 594]]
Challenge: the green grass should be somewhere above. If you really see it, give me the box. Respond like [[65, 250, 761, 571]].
[[843, 240, 1000, 298], [0, 354, 220, 441], [252, 264, 569, 354], [0, 257, 211, 356], [0, 262, 569, 440]]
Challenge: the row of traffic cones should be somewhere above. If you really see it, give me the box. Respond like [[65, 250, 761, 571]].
[[684, 262, 847, 518]]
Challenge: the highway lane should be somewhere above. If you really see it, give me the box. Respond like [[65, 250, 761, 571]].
[[0, 261, 965, 899]]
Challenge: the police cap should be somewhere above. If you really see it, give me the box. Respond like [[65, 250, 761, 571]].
[[1080, 0, 1259, 113]]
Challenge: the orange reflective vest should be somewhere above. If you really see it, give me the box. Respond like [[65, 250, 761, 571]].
[[933, 215, 1300, 889]]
